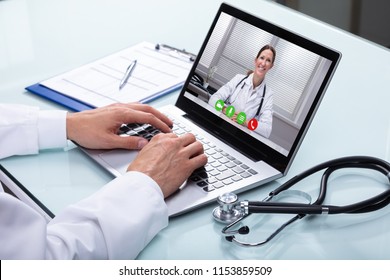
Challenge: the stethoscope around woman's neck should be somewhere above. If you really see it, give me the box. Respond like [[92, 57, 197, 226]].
[[226, 75, 266, 118]]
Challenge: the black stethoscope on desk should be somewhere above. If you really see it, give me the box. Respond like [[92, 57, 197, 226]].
[[212, 156, 390, 247]]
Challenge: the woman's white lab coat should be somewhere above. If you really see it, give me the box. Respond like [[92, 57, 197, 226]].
[[208, 73, 273, 138], [0, 104, 168, 259]]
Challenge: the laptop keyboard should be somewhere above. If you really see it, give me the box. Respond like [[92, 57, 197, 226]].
[[118, 123, 161, 141], [118, 117, 258, 192]]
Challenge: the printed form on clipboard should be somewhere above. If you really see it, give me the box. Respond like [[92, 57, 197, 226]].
[[39, 42, 195, 108]]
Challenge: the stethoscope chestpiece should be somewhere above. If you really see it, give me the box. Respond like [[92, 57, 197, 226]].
[[212, 192, 244, 224]]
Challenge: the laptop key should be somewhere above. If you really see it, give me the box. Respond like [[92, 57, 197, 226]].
[[240, 164, 249, 169], [126, 130, 138, 136], [198, 171, 209, 179], [118, 125, 130, 133], [212, 181, 224, 189], [219, 157, 229, 164], [197, 181, 208, 187], [215, 170, 235, 181], [206, 177, 218, 184], [217, 165, 228, 172], [240, 171, 252, 178], [222, 178, 234, 185], [203, 186, 215, 192], [189, 175, 202, 182], [225, 162, 237, 168], [232, 166, 245, 174], [248, 169, 258, 175], [232, 175, 243, 182], [143, 134, 154, 141]]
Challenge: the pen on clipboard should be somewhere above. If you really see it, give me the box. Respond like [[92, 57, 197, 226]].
[[119, 60, 137, 90], [155, 43, 196, 62]]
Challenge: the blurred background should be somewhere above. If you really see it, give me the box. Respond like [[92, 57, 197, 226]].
[[274, 0, 390, 48]]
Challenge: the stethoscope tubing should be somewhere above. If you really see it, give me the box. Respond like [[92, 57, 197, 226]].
[[247, 202, 324, 214], [246, 156, 390, 216], [270, 156, 390, 196], [219, 155, 390, 247]]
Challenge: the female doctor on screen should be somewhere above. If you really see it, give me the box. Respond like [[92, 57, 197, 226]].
[[208, 45, 275, 138]]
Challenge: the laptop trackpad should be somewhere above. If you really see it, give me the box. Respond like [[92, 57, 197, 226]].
[[99, 149, 139, 176]]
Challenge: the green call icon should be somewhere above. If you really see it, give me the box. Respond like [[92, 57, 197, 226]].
[[215, 100, 225, 111], [236, 112, 246, 125], [225, 105, 235, 118]]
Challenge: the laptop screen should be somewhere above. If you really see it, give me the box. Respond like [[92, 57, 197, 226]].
[[176, 3, 341, 173]]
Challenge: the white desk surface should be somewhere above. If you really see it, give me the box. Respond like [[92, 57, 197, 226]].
[[1, 0, 390, 259]]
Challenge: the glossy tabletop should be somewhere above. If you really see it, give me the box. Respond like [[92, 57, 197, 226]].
[[0, 0, 390, 259]]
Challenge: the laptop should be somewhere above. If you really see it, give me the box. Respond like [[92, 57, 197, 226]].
[[81, 3, 341, 216]]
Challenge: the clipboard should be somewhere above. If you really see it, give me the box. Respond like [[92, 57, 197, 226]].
[[26, 83, 95, 111], [25, 82, 184, 112], [26, 42, 195, 112]]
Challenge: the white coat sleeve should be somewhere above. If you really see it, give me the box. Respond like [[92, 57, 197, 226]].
[[0, 171, 168, 260], [0, 104, 168, 259], [0, 104, 67, 159], [208, 74, 245, 108]]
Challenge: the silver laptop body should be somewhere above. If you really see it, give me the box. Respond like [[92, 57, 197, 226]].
[[81, 3, 341, 217]]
